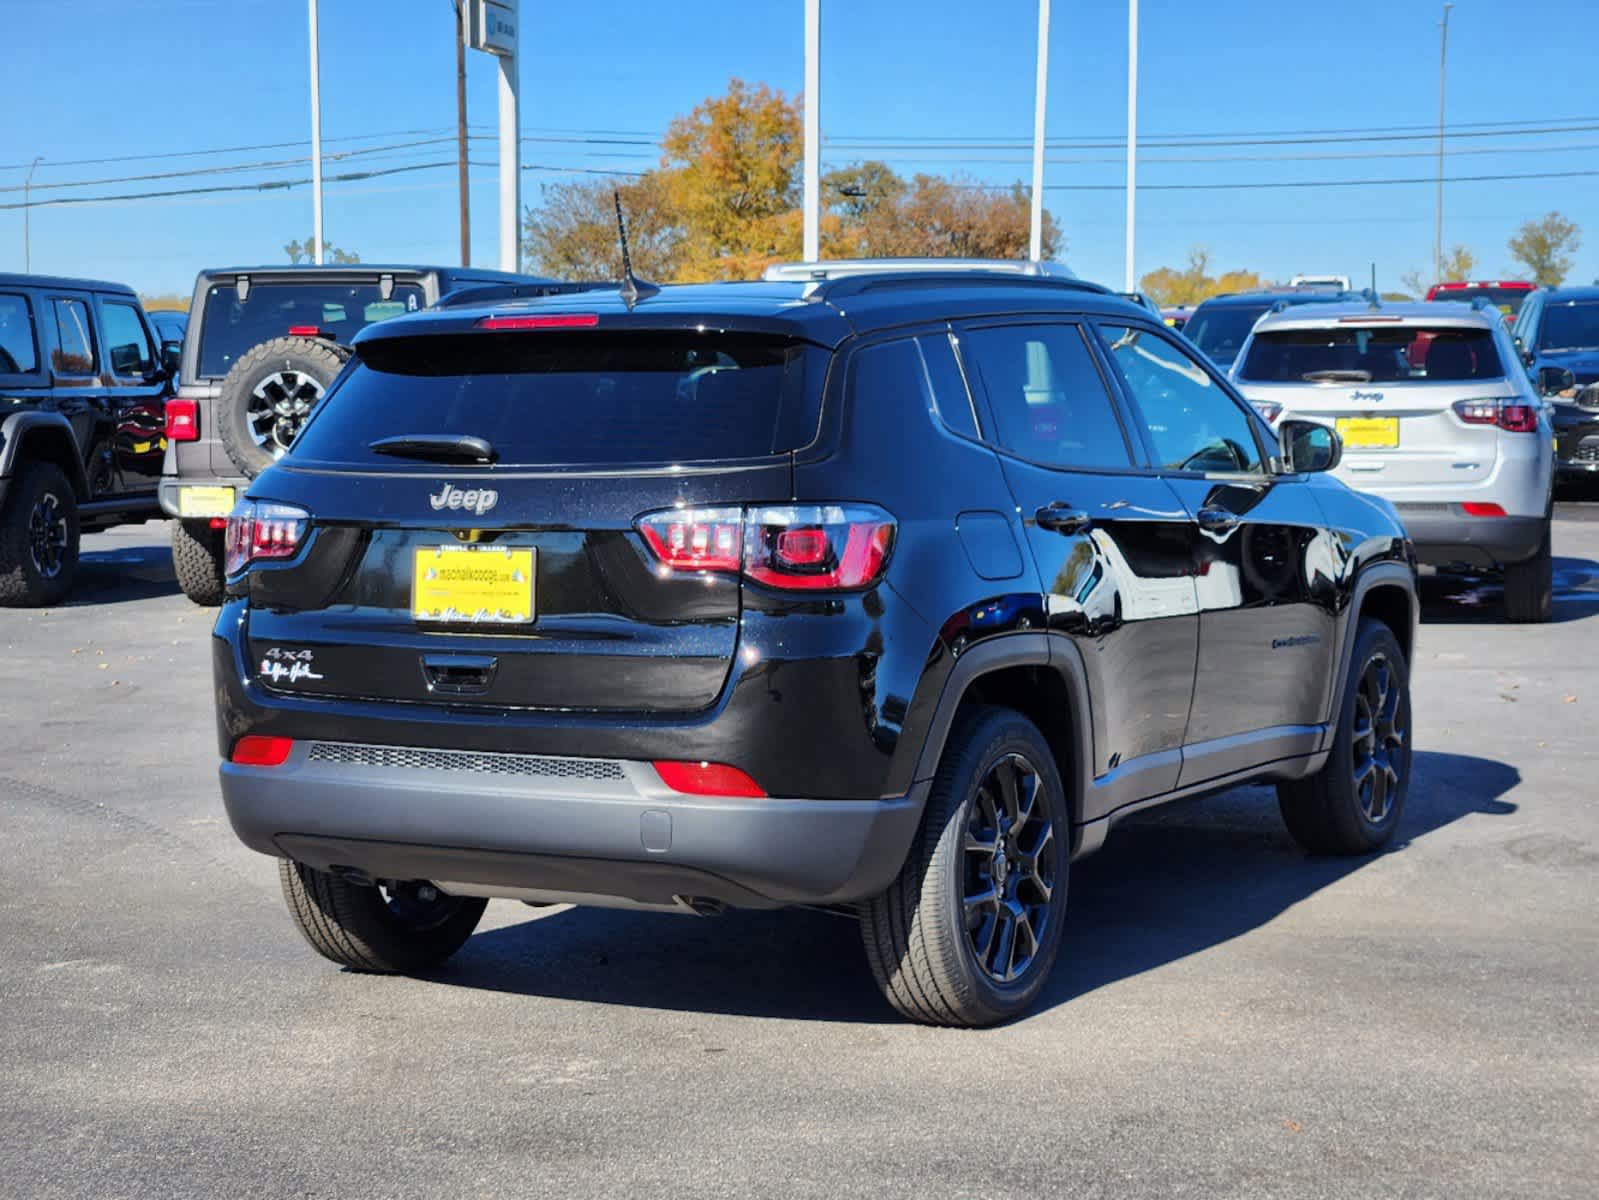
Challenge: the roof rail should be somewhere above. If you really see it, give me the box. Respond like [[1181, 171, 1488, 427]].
[[765, 257, 1082, 283], [809, 270, 1110, 305], [434, 280, 611, 309]]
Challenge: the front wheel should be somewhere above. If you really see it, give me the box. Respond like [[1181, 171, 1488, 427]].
[[1278, 618, 1412, 856], [0, 461, 80, 607], [1503, 520, 1553, 623], [860, 706, 1068, 1027], [279, 859, 487, 973]]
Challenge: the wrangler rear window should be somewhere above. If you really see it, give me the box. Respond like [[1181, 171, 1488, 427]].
[[292, 331, 825, 467], [1238, 326, 1503, 384], [197, 281, 425, 378]]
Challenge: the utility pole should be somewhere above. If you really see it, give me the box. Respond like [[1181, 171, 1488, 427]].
[[23, 156, 42, 273], [1434, 2, 1454, 286], [1125, 0, 1139, 292], [454, 0, 471, 266], [802, 0, 820, 262], [308, 0, 324, 264], [1028, 0, 1049, 262]]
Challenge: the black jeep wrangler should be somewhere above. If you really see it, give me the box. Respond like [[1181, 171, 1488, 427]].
[[0, 274, 179, 605], [159, 265, 571, 604]]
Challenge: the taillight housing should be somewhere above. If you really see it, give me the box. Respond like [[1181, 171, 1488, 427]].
[[224, 500, 310, 576], [636, 504, 896, 592], [1453, 398, 1540, 433], [165, 398, 199, 442]]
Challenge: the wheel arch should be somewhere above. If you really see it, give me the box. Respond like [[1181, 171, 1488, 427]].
[[0, 412, 89, 500]]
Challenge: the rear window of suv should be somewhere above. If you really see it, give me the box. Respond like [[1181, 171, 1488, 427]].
[[1537, 301, 1599, 351], [1238, 325, 1503, 384], [291, 330, 825, 467], [197, 281, 424, 378]]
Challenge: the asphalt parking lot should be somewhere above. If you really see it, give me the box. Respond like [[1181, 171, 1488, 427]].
[[2, 510, 1597, 1199]]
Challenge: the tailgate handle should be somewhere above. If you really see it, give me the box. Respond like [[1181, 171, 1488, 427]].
[[421, 653, 498, 695]]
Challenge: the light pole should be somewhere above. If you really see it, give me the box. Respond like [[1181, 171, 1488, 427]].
[[1434, 2, 1454, 286], [1028, 0, 1049, 262], [1125, 0, 1139, 292], [454, 1, 471, 267], [23, 156, 42, 273], [803, 0, 820, 262], [308, 0, 325, 264]]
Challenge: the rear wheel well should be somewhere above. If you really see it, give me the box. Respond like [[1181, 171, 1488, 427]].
[[1357, 583, 1413, 663], [956, 664, 1080, 826], [12, 428, 85, 501]]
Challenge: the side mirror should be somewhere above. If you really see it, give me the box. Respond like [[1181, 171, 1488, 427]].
[[160, 341, 182, 375], [1280, 419, 1341, 474], [1538, 365, 1576, 397]]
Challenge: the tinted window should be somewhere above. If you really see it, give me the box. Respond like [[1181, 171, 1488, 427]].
[[963, 323, 1131, 469], [0, 294, 38, 374], [1428, 286, 1531, 316], [197, 281, 425, 378], [294, 332, 824, 467], [1184, 303, 1270, 366], [101, 301, 155, 377], [1101, 324, 1263, 474], [1238, 326, 1503, 383], [51, 298, 96, 376], [1538, 301, 1599, 352], [920, 334, 979, 438], [850, 336, 977, 441]]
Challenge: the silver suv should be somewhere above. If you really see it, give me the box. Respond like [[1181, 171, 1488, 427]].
[[1232, 300, 1553, 621]]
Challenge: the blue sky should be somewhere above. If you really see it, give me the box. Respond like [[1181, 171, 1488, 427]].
[[3, 0, 1596, 296]]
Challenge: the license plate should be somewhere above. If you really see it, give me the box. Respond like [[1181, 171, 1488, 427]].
[[412, 544, 535, 624], [177, 485, 236, 517], [1336, 416, 1399, 449]]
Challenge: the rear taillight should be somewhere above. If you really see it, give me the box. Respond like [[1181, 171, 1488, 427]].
[[1453, 399, 1540, 433], [1250, 401, 1283, 424], [165, 398, 199, 442], [636, 504, 896, 592], [230, 735, 294, 766], [652, 760, 765, 798], [224, 500, 310, 576]]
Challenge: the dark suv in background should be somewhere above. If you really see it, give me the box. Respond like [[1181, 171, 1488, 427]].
[[159, 264, 571, 603], [1512, 286, 1599, 483], [0, 273, 178, 605], [215, 265, 1417, 1026], [1184, 287, 1356, 373]]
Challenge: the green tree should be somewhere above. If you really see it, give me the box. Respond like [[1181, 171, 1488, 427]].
[[521, 174, 679, 280], [1509, 212, 1581, 286], [1401, 244, 1477, 296], [284, 237, 360, 265]]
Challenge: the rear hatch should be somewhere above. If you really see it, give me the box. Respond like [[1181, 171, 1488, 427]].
[[238, 323, 827, 713], [1235, 319, 1513, 486]]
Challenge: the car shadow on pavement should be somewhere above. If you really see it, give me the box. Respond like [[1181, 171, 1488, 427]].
[[1420, 556, 1599, 625], [434, 750, 1517, 1025], [61, 539, 181, 606]]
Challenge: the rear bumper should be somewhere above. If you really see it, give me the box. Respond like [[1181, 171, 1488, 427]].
[[220, 745, 924, 909], [1393, 504, 1546, 569]]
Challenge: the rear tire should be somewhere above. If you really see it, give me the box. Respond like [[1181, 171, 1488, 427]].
[[278, 859, 487, 973], [171, 519, 226, 606], [1503, 519, 1553, 623], [1278, 618, 1411, 856], [216, 336, 349, 478], [860, 706, 1068, 1027], [0, 462, 80, 607]]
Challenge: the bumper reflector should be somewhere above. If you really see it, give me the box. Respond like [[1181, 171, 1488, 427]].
[[231, 735, 295, 766], [653, 760, 765, 798]]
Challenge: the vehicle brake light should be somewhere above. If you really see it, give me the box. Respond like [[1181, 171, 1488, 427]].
[[477, 313, 600, 331], [288, 325, 323, 337], [1453, 399, 1539, 433], [652, 760, 766, 798], [1462, 502, 1507, 517], [224, 500, 311, 576], [231, 735, 294, 766], [636, 504, 897, 592], [165, 398, 199, 442]]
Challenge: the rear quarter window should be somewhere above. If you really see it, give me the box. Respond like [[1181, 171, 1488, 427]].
[[292, 331, 827, 467]]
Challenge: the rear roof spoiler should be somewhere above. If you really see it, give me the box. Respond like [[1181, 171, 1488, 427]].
[[434, 281, 612, 310]]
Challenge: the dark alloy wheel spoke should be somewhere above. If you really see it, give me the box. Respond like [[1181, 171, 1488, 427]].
[[1350, 653, 1405, 825], [962, 752, 1059, 986], [28, 492, 69, 579]]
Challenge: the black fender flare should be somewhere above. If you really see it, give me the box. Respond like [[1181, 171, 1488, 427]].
[[1319, 561, 1418, 750], [0, 411, 89, 497]]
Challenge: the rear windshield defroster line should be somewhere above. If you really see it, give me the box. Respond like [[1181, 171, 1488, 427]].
[[290, 330, 827, 468]]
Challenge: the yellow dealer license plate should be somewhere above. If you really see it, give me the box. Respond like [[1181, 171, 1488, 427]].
[[412, 544, 535, 625], [177, 485, 236, 517], [1335, 416, 1399, 449]]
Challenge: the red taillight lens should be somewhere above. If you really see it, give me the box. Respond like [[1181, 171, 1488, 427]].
[[1453, 399, 1540, 432], [476, 313, 600, 331], [636, 505, 897, 592], [1462, 502, 1507, 517], [224, 500, 310, 576], [652, 760, 766, 798], [165, 398, 199, 442], [288, 325, 322, 337], [230, 735, 294, 766]]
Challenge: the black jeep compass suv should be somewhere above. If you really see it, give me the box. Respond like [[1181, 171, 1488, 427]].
[[214, 266, 1417, 1027]]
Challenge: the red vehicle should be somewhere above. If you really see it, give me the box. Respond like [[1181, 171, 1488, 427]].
[[1425, 280, 1536, 321]]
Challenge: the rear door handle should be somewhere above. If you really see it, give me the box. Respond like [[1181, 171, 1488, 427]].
[[1196, 507, 1241, 534], [1034, 503, 1093, 535], [421, 653, 498, 695]]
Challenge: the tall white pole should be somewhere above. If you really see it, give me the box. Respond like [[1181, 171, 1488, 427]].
[[1124, 0, 1138, 292], [498, 47, 520, 271], [308, 0, 324, 265], [1029, 0, 1050, 262], [1434, 2, 1454, 286], [803, 0, 820, 262]]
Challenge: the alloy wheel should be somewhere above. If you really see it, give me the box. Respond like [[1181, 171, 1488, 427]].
[[28, 491, 69, 579], [248, 370, 325, 457], [1351, 653, 1406, 823], [962, 753, 1059, 984]]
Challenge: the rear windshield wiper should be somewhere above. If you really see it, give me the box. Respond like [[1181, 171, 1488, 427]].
[[1300, 369, 1373, 383], [368, 434, 497, 464]]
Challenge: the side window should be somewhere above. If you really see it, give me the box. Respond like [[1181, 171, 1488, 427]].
[[848, 335, 978, 441], [101, 301, 156, 378], [0, 293, 39, 375], [960, 322, 1132, 470], [1100, 324, 1263, 474], [51, 298, 97, 377]]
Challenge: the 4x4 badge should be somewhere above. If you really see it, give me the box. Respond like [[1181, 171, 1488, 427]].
[[430, 483, 498, 516]]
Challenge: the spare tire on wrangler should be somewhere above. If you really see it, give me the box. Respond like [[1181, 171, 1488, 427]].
[[215, 335, 350, 478]]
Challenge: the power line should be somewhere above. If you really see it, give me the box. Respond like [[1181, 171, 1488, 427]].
[[1011, 167, 1599, 193]]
